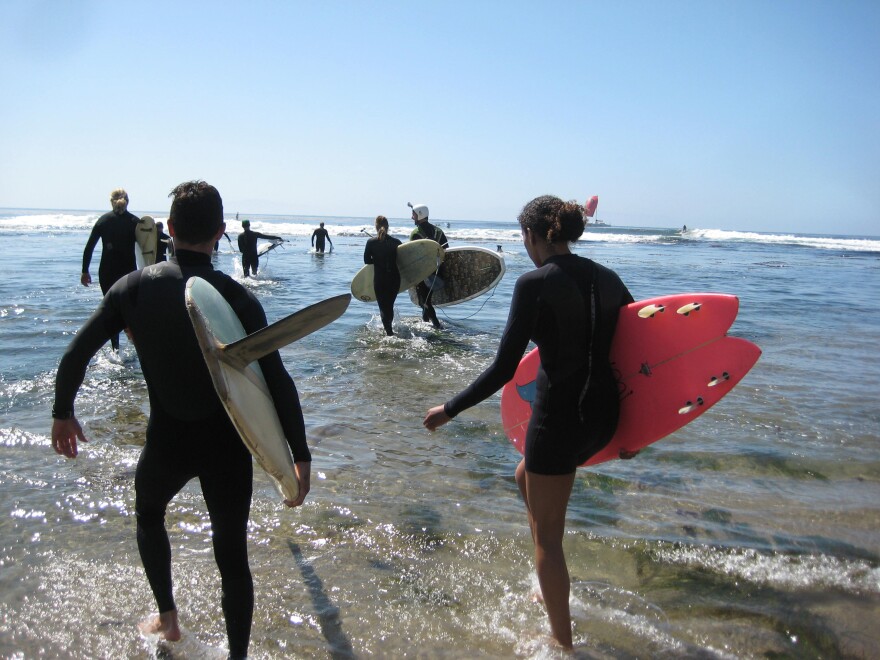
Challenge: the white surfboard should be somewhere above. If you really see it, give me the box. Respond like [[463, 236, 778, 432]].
[[136, 215, 158, 268], [258, 239, 283, 257], [351, 239, 445, 303], [185, 276, 351, 500]]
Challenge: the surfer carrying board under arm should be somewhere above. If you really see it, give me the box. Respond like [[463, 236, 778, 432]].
[[51, 180, 311, 659], [408, 202, 448, 329], [237, 219, 283, 277], [423, 195, 635, 651], [80, 187, 140, 350], [363, 215, 402, 335]]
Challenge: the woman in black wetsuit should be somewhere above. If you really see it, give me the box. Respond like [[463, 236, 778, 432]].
[[423, 195, 634, 650], [363, 215, 402, 336]]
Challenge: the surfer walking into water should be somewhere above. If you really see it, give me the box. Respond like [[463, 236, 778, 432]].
[[80, 188, 140, 350], [311, 221, 333, 253], [237, 219, 282, 277], [52, 181, 312, 659], [408, 202, 447, 329], [423, 195, 634, 651], [156, 221, 172, 262], [363, 215, 402, 335]]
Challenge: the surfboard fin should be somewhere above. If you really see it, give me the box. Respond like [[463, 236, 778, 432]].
[[221, 294, 351, 369]]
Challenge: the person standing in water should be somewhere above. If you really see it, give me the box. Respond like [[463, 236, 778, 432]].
[[51, 180, 311, 659], [311, 222, 333, 253], [363, 215, 402, 336], [408, 202, 447, 329], [155, 221, 172, 262], [237, 219, 282, 277], [423, 195, 634, 650], [80, 188, 140, 350]]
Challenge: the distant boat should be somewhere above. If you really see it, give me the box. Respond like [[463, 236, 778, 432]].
[[583, 194, 608, 227]]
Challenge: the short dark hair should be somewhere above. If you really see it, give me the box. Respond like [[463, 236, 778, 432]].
[[518, 195, 584, 244], [168, 180, 223, 243]]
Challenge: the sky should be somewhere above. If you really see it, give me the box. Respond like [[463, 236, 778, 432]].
[[1, 1, 878, 236]]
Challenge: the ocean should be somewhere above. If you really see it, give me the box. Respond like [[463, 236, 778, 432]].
[[1, 208, 878, 658]]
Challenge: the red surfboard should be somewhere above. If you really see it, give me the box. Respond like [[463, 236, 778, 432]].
[[500, 293, 761, 466]]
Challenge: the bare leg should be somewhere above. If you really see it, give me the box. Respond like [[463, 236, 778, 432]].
[[520, 467, 577, 650], [138, 609, 181, 642]]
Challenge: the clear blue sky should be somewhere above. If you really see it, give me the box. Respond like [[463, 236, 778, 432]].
[[1, 1, 878, 235]]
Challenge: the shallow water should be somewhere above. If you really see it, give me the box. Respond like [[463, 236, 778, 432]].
[[1, 210, 878, 657]]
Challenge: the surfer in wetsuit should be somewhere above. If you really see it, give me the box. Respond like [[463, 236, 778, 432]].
[[364, 215, 402, 335], [237, 220, 282, 277], [51, 181, 311, 660], [408, 202, 447, 329], [423, 195, 634, 651], [155, 221, 171, 262], [311, 222, 333, 253], [80, 188, 139, 350]]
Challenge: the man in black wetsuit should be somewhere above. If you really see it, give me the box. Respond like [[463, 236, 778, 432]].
[[408, 202, 448, 329], [80, 188, 140, 350], [237, 219, 282, 277], [155, 221, 172, 262], [311, 222, 333, 253], [51, 180, 311, 659]]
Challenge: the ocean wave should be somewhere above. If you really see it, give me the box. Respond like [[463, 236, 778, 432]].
[[653, 544, 880, 595], [688, 228, 880, 253], [2, 210, 877, 252]]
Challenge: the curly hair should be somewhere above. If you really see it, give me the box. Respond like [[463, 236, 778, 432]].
[[517, 195, 585, 244]]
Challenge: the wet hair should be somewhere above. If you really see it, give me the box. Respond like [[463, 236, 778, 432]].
[[517, 195, 585, 244], [110, 188, 128, 213], [375, 215, 389, 240], [168, 180, 224, 243]]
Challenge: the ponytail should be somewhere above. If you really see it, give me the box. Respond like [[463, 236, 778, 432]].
[[375, 215, 389, 240]]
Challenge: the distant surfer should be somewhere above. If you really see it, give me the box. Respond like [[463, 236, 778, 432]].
[[682, 224, 688, 233], [155, 221, 172, 262], [363, 215, 402, 335], [408, 202, 447, 329], [237, 219, 282, 277], [214, 231, 232, 252], [423, 195, 635, 651], [51, 180, 312, 659], [311, 222, 333, 253], [80, 188, 139, 350]]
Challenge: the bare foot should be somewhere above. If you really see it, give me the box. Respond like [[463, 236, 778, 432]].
[[138, 610, 182, 642]]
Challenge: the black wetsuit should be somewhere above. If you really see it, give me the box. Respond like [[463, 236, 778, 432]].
[[409, 222, 448, 328], [81, 210, 139, 349], [444, 254, 633, 474], [311, 227, 332, 253], [237, 229, 281, 276], [156, 229, 171, 262], [364, 235, 402, 335], [53, 250, 310, 659]]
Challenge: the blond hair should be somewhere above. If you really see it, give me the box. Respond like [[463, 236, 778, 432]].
[[110, 188, 129, 213]]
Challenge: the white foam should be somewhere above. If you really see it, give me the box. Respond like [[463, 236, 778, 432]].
[[653, 545, 880, 594]]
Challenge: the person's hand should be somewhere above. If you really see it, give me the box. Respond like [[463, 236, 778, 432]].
[[51, 417, 89, 458], [284, 461, 311, 508], [619, 448, 640, 460], [80, 273, 91, 287], [423, 405, 450, 431]]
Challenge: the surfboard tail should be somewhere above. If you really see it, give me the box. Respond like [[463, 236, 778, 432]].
[[221, 294, 351, 369]]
